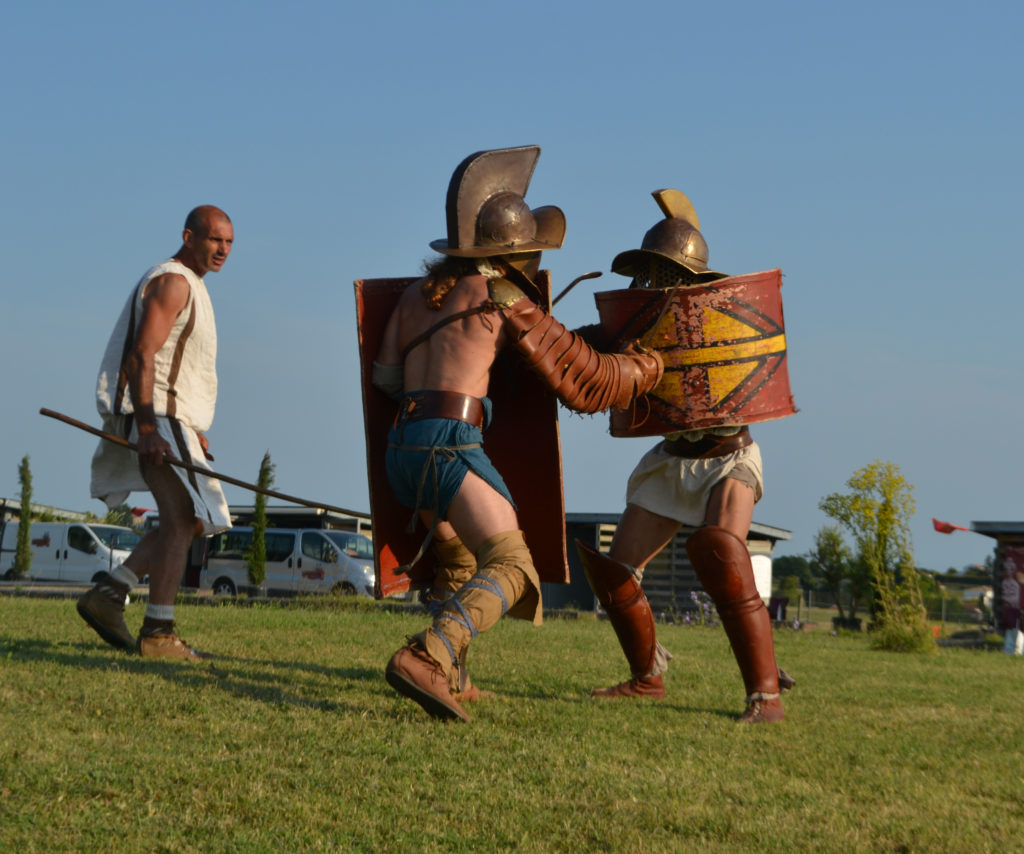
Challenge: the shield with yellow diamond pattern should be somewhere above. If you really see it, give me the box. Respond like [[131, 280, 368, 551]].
[[594, 269, 796, 437]]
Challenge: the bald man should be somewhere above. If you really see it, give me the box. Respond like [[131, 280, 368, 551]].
[[79, 205, 235, 659]]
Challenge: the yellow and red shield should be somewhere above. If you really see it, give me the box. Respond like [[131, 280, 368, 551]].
[[594, 269, 796, 437], [354, 278, 569, 598]]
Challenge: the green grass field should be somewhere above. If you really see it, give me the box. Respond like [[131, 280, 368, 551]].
[[1, 594, 1022, 853]]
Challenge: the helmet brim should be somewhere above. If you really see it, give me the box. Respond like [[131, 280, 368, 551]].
[[429, 236, 561, 258], [611, 248, 728, 283]]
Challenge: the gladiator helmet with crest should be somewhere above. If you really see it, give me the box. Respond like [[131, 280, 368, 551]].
[[611, 189, 727, 287]]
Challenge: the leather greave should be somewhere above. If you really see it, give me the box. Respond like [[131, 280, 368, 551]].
[[686, 525, 780, 697], [576, 539, 658, 678]]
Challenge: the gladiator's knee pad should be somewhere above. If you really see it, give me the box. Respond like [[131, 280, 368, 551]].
[[685, 525, 762, 613], [474, 530, 543, 625]]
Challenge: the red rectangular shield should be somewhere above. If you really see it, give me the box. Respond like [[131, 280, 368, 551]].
[[594, 269, 796, 437], [354, 278, 569, 597]]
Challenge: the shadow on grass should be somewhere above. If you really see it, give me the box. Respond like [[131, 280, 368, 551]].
[[0, 634, 385, 715], [414, 675, 744, 722], [1, 635, 751, 722], [579, 693, 739, 722]]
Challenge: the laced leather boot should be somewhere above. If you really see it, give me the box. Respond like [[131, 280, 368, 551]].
[[385, 644, 470, 722], [421, 538, 495, 701], [395, 531, 537, 721]]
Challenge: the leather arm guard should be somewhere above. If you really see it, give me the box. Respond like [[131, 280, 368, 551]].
[[491, 278, 664, 414]]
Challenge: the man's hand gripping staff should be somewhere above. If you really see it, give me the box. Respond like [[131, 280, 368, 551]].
[[490, 275, 664, 414]]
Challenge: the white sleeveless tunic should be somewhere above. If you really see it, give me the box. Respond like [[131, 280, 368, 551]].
[[95, 260, 217, 431]]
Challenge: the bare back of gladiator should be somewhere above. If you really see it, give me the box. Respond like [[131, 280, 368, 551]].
[[378, 273, 505, 398]]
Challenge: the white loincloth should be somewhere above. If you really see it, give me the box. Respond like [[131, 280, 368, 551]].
[[624, 441, 764, 528], [90, 415, 231, 535]]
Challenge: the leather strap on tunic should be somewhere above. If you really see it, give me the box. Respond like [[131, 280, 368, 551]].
[[399, 304, 497, 360]]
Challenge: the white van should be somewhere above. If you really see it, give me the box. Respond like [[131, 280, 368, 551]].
[[0, 521, 140, 584], [200, 527, 375, 598]]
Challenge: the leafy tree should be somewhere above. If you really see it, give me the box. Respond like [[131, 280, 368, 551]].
[[247, 451, 275, 588], [819, 460, 933, 651], [773, 554, 816, 591], [12, 456, 33, 577], [917, 571, 940, 600], [819, 461, 915, 586], [102, 503, 134, 527], [808, 524, 865, 623]]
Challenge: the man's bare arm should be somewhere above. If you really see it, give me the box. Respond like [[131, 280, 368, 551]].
[[125, 273, 190, 465]]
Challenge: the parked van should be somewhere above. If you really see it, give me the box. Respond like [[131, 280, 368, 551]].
[[200, 527, 375, 597], [0, 521, 140, 583]]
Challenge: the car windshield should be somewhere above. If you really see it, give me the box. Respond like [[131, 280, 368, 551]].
[[91, 525, 141, 551], [325, 531, 374, 559]]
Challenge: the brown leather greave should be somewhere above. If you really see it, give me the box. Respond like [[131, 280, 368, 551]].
[[685, 526, 780, 698], [576, 539, 658, 678], [503, 301, 664, 413]]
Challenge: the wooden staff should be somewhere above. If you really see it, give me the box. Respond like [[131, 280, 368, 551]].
[[39, 408, 368, 519]]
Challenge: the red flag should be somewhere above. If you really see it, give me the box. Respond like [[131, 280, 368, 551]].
[[932, 518, 969, 534], [130, 507, 154, 517]]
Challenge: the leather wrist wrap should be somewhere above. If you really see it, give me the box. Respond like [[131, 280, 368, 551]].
[[501, 300, 664, 413]]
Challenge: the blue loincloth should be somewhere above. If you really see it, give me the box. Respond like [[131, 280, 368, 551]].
[[385, 397, 515, 519]]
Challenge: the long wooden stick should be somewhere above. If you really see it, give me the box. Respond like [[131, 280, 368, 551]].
[[39, 408, 368, 519]]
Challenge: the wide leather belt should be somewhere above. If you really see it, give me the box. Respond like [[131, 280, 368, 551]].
[[398, 390, 485, 428], [663, 427, 752, 459]]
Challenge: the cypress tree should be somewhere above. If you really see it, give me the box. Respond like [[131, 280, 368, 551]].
[[13, 456, 33, 578], [247, 451, 275, 589]]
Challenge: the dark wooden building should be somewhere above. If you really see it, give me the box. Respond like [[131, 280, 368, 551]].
[[542, 512, 791, 614]]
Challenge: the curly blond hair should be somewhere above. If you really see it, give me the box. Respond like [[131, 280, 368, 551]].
[[420, 256, 483, 310]]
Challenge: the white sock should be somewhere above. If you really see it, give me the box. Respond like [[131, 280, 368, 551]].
[[145, 604, 175, 623]]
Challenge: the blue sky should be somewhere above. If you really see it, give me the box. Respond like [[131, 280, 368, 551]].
[[2, 0, 1021, 573]]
